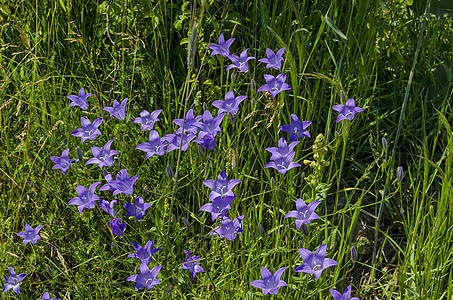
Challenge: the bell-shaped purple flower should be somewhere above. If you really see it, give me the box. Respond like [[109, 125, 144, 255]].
[[42, 291, 60, 300], [16, 224, 43, 244], [108, 169, 139, 196], [162, 133, 196, 153], [67, 88, 92, 110], [258, 48, 285, 70], [2, 267, 26, 295], [330, 285, 359, 300], [136, 130, 168, 159], [193, 135, 217, 150], [226, 48, 255, 72], [209, 215, 244, 241], [126, 264, 162, 291], [128, 240, 162, 265], [173, 109, 203, 135], [284, 199, 321, 230], [181, 250, 205, 278], [279, 114, 311, 142], [258, 74, 292, 98], [203, 171, 241, 201], [99, 199, 118, 217], [332, 99, 364, 123], [265, 138, 299, 160], [194, 110, 225, 139], [85, 140, 119, 169], [295, 244, 338, 280], [199, 195, 235, 221], [212, 91, 247, 115], [249, 267, 287, 295], [68, 182, 101, 213], [124, 196, 152, 222], [50, 149, 76, 175], [208, 34, 235, 57], [71, 117, 103, 144], [109, 218, 126, 236], [132, 109, 162, 131], [103, 98, 127, 120], [264, 151, 301, 174]]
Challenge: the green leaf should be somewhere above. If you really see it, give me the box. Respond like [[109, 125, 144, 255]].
[[324, 15, 348, 40]]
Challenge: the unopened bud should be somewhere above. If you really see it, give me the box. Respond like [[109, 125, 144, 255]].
[[335, 131, 339, 138], [46, 264, 52, 275], [382, 137, 388, 149], [259, 224, 265, 236], [270, 177, 275, 187], [231, 72, 235, 82], [76, 147, 83, 164], [182, 218, 192, 230], [340, 90, 346, 101], [203, 102, 208, 111], [166, 165, 173, 179], [251, 79, 256, 91], [351, 246, 357, 261], [70, 111, 75, 119], [228, 112, 234, 123], [111, 242, 116, 252], [197, 144, 204, 156], [301, 224, 309, 236], [397, 166, 404, 181]]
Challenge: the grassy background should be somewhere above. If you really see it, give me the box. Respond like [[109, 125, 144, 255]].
[[1, 0, 452, 299]]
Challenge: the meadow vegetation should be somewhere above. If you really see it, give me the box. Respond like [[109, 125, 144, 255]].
[[1, 0, 452, 299]]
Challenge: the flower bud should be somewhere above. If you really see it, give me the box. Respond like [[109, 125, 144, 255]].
[[70, 111, 75, 119], [76, 147, 83, 164], [183, 218, 192, 230], [259, 224, 265, 236], [351, 246, 357, 261], [270, 177, 275, 187], [231, 72, 235, 82], [103, 169, 108, 177], [340, 90, 346, 101], [382, 137, 388, 149], [251, 79, 256, 91], [203, 102, 208, 111], [301, 224, 309, 236], [111, 242, 116, 252], [397, 166, 404, 181], [166, 165, 173, 179]]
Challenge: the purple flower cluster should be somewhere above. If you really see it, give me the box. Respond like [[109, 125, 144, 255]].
[[265, 137, 301, 174]]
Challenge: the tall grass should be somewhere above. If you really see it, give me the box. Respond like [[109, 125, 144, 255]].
[[1, 0, 452, 299]]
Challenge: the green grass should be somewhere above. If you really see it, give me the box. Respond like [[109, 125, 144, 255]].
[[1, 0, 452, 299]]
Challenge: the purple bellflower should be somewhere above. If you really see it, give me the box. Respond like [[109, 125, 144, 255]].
[[330, 285, 359, 300], [209, 215, 244, 241], [182, 250, 205, 278], [280, 114, 312, 142], [71, 117, 103, 144], [194, 110, 225, 139], [68, 88, 92, 110], [284, 199, 321, 230], [128, 240, 162, 265], [109, 218, 126, 236], [199, 195, 235, 221], [265, 138, 299, 160], [173, 109, 202, 135], [249, 267, 287, 295], [258, 74, 292, 98], [162, 133, 196, 153], [136, 130, 167, 159], [50, 149, 77, 175], [258, 48, 285, 70], [42, 292, 60, 300], [295, 244, 338, 280], [193, 135, 217, 150], [132, 109, 162, 131], [265, 151, 301, 174], [124, 196, 153, 222], [212, 91, 247, 115], [103, 98, 127, 120], [127, 264, 162, 291], [203, 171, 241, 201], [99, 172, 115, 192], [332, 99, 364, 123], [108, 169, 140, 196], [16, 224, 43, 244], [226, 48, 255, 72], [208, 34, 235, 57], [2, 267, 26, 295], [99, 199, 118, 217], [68, 182, 101, 213], [85, 139, 119, 169]]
